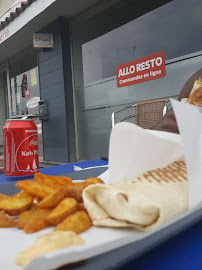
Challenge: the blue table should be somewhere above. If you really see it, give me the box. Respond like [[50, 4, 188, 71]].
[[0, 158, 202, 270], [0, 158, 108, 184]]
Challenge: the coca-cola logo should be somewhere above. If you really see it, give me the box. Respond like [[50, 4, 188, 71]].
[[30, 139, 39, 146], [16, 134, 39, 173]]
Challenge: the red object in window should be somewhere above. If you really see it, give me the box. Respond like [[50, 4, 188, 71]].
[[21, 74, 30, 98]]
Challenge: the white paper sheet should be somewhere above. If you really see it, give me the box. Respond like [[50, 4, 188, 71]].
[[171, 99, 202, 207], [1, 202, 201, 270], [108, 123, 183, 183], [100, 129, 182, 184], [98, 168, 109, 184]]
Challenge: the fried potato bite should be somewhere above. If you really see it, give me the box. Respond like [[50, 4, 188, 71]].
[[23, 209, 51, 234], [38, 186, 67, 209], [0, 191, 33, 216], [30, 203, 38, 210], [0, 172, 105, 235], [77, 202, 87, 212], [85, 177, 104, 184], [0, 193, 10, 201], [18, 209, 36, 230], [16, 180, 53, 199], [73, 181, 91, 190], [66, 186, 83, 202], [46, 198, 78, 225], [0, 210, 17, 228], [73, 178, 104, 190], [34, 173, 73, 189], [55, 210, 92, 234], [33, 197, 42, 203]]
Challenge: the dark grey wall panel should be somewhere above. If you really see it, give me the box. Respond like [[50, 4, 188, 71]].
[[40, 68, 64, 89], [48, 96, 66, 109], [41, 83, 65, 99], [61, 18, 77, 162], [44, 149, 69, 163], [43, 138, 67, 149], [39, 53, 63, 76], [39, 36, 62, 62], [47, 108, 66, 124], [42, 122, 67, 138], [38, 18, 76, 163]]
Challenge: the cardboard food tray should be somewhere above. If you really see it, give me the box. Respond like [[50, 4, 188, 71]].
[[1, 99, 202, 270], [0, 180, 202, 270]]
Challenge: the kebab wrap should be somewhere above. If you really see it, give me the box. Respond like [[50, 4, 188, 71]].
[[83, 157, 188, 231], [186, 86, 202, 107]]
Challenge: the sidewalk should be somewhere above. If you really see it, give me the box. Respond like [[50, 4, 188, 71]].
[[0, 155, 3, 174]]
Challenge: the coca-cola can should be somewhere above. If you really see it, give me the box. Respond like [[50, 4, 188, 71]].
[[3, 119, 39, 178]]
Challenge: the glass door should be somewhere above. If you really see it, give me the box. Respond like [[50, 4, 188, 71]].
[[0, 71, 8, 155], [10, 67, 43, 158]]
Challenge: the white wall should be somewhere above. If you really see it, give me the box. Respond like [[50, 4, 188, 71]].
[[0, 0, 15, 16]]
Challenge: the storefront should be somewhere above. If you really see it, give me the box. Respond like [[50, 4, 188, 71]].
[[9, 48, 43, 157], [0, 0, 202, 162], [0, 61, 9, 155], [71, 0, 202, 160]]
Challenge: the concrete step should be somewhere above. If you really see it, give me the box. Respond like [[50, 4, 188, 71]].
[[39, 158, 66, 168], [0, 156, 4, 167], [0, 145, 3, 155]]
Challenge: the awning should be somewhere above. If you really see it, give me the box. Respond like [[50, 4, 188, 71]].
[[0, 0, 106, 64], [0, 0, 34, 27], [0, 0, 56, 45]]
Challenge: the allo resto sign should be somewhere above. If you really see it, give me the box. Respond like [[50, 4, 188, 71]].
[[33, 33, 53, 48], [116, 51, 165, 88]]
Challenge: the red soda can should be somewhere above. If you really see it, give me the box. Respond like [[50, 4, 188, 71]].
[[3, 119, 39, 178]]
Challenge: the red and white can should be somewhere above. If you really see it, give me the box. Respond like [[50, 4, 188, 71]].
[[3, 119, 39, 177]]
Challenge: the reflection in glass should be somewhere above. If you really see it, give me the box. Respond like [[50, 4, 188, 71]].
[[10, 67, 40, 116], [82, 0, 202, 85]]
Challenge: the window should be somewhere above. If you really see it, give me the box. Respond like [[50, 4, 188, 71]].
[[10, 67, 40, 117], [81, 0, 202, 85], [71, 0, 202, 160]]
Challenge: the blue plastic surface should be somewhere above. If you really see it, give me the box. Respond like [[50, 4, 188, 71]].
[[120, 221, 202, 270], [0, 158, 108, 184]]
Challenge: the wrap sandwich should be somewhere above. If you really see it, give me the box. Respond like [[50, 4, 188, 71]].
[[83, 157, 188, 231], [186, 86, 202, 107], [186, 77, 202, 106]]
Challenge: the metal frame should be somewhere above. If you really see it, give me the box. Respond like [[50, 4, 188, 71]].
[[0, 60, 11, 119], [6, 65, 12, 118], [112, 99, 169, 128], [111, 103, 136, 128]]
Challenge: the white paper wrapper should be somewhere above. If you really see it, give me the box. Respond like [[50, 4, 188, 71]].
[[171, 99, 202, 207], [109, 100, 202, 208], [181, 98, 188, 103], [108, 123, 183, 183]]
